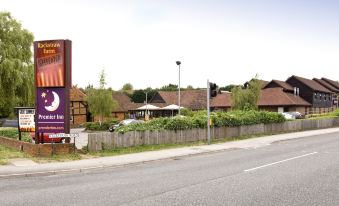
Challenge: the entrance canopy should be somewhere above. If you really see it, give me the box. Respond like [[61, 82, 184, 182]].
[[161, 104, 184, 110], [136, 104, 160, 110]]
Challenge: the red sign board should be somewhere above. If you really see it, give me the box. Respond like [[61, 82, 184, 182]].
[[35, 40, 66, 87]]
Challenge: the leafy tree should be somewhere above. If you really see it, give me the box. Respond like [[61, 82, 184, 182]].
[[219, 84, 240, 92], [130, 88, 156, 103], [121, 83, 133, 95], [231, 76, 261, 111], [0, 12, 34, 117], [160, 84, 178, 91], [186, 85, 194, 90], [86, 70, 117, 125]]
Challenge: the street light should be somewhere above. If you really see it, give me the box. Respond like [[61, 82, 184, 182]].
[[145, 91, 149, 121], [176, 61, 181, 116]]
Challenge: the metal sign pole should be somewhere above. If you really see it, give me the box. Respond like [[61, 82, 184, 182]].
[[207, 79, 211, 145]]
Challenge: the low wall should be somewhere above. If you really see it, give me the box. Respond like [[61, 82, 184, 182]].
[[88, 118, 339, 152], [0, 136, 75, 157]]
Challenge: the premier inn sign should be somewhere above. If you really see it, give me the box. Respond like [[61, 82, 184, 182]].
[[34, 40, 71, 135]]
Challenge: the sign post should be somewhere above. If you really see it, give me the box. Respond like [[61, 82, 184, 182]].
[[34, 40, 72, 144], [15, 107, 35, 141]]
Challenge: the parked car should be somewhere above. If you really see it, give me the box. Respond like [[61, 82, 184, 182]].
[[30, 132, 66, 144], [108, 119, 144, 132], [281, 112, 304, 120]]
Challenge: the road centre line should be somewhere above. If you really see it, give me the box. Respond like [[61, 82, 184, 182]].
[[244, 152, 318, 172]]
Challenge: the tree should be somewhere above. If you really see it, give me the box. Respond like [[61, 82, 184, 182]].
[[130, 88, 157, 103], [0, 12, 34, 117], [186, 85, 194, 90], [86, 70, 117, 125], [231, 75, 261, 111], [121, 83, 133, 95], [219, 84, 240, 92], [160, 84, 178, 91]]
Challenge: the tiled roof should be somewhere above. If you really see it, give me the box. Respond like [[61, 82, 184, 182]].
[[153, 90, 208, 110], [268, 80, 294, 92], [211, 92, 232, 108], [259, 88, 311, 106], [321, 77, 339, 90], [112, 92, 136, 112], [152, 88, 311, 109], [287, 75, 331, 93], [244, 79, 269, 89], [313, 78, 339, 93], [70, 87, 87, 101]]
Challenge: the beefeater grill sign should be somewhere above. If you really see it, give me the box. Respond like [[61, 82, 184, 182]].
[[35, 41, 65, 87]]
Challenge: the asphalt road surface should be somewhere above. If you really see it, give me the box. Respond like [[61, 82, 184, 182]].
[[1, 131, 339, 206]]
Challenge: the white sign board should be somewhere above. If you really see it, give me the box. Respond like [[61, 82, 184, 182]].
[[18, 109, 35, 132]]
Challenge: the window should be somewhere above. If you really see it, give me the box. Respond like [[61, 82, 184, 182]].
[[314, 93, 317, 99]]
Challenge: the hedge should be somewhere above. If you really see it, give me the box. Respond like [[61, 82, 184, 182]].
[[84, 120, 119, 131], [115, 110, 285, 133]]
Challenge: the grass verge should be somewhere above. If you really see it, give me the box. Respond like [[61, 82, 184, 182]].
[[0, 145, 26, 165], [31, 153, 83, 164]]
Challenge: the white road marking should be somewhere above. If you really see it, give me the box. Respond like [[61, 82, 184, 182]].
[[244, 152, 318, 172]]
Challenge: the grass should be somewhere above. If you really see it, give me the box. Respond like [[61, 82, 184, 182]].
[[32, 153, 83, 163], [0, 145, 26, 165], [0, 127, 32, 142], [307, 109, 339, 120]]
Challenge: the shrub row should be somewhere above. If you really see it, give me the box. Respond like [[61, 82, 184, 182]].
[[115, 110, 285, 133], [84, 120, 118, 131], [0, 127, 32, 142]]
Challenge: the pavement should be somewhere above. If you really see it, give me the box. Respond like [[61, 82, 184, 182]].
[[1, 127, 339, 179]]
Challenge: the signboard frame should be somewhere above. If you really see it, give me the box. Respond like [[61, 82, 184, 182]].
[[34, 39, 72, 144], [15, 107, 35, 141]]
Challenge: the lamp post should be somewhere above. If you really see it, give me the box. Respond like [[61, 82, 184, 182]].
[[176, 61, 181, 116], [145, 91, 148, 120]]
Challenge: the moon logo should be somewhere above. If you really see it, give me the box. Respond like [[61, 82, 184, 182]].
[[45, 91, 60, 112]]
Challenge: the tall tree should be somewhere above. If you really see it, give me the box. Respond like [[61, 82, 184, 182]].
[[231, 75, 261, 111], [86, 70, 117, 125], [121, 83, 133, 95], [130, 88, 156, 103], [0, 12, 34, 117]]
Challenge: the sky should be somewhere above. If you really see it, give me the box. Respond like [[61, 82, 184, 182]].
[[1, 0, 339, 90]]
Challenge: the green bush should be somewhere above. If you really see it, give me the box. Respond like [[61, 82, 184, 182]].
[[0, 127, 32, 142], [115, 110, 286, 133], [0, 128, 18, 138], [85, 120, 119, 131]]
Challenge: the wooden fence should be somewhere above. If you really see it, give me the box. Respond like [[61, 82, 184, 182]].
[[88, 118, 339, 151]]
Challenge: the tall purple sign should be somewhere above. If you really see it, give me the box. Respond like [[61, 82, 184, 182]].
[[34, 39, 71, 140], [36, 88, 65, 133]]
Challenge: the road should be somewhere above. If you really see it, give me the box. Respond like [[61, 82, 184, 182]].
[[1, 131, 339, 206]]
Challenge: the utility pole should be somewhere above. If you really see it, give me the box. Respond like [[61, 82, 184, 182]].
[[207, 79, 211, 145], [176, 61, 181, 116]]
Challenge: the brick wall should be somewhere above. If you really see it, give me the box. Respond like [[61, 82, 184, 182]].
[[0, 136, 75, 157], [0, 137, 22, 150]]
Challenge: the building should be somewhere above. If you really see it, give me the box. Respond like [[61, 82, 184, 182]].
[[258, 88, 311, 114], [319, 78, 339, 108], [150, 90, 207, 110], [70, 87, 88, 125], [286, 75, 334, 114]]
